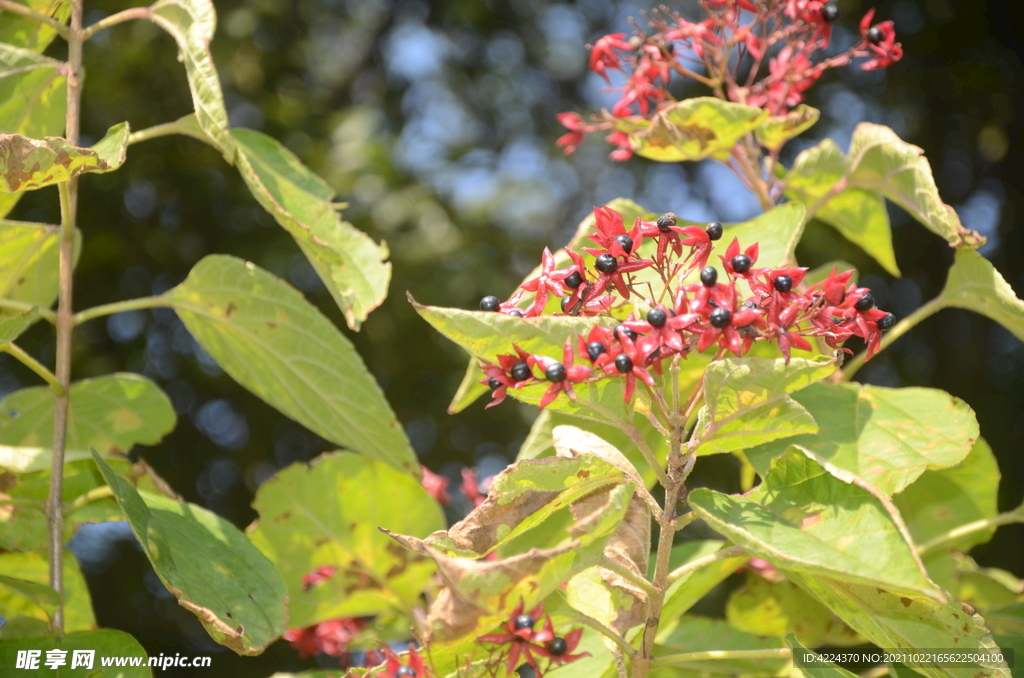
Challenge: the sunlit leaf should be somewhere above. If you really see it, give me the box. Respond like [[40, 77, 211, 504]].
[[0, 123, 129, 193], [163, 255, 418, 476], [925, 551, 1023, 612], [690, 450, 940, 599], [0, 549, 95, 632], [231, 129, 391, 329], [656, 540, 747, 641], [0, 629, 151, 676], [787, 634, 860, 678], [0, 0, 69, 52], [755, 105, 820, 151], [815, 188, 900, 276], [0, 43, 66, 140], [147, 0, 234, 158], [247, 452, 444, 628], [714, 203, 806, 274], [0, 219, 79, 315], [693, 357, 835, 456], [0, 373, 176, 456], [936, 249, 1024, 342], [93, 452, 288, 655], [894, 438, 1000, 551], [628, 98, 768, 162], [0, 306, 36, 342], [745, 382, 979, 496], [0, 574, 59, 621], [656, 616, 788, 675], [985, 603, 1024, 637]]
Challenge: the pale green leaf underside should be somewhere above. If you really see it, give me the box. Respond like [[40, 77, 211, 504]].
[[690, 450, 939, 599], [816, 188, 900, 276], [247, 452, 445, 628], [231, 128, 390, 330], [94, 451, 288, 655], [163, 254, 418, 476]]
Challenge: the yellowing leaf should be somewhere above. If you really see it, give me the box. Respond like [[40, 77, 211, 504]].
[[0, 123, 128, 193], [755, 105, 820, 151], [628, 97, 768, 162]]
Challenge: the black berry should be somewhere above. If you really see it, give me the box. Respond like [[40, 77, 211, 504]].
[[587, 341, 607, 361], [510, 362, 532, 382], [614, 353, 633, 373], [647, 308, 667, 328], [614, 234, 634, 254], [657, 213, 676, 232], [480, 295, 500, 312], [774, 275, 793, 292], [877, 312, 896, 330], [595, 254, 618, 274], [867, 26, 883, 44], [742, 301, 758, 309], [731, 254, 751, 274], [709, 307, 732, 328], [396, 668, 417, 677], [488, 377, 502, 390], [564, 270, 583, 289], [700, 266, 718, 287], [507, 310, 524, 318], [614, 325, 638, 342], [821, 3, 839, 22], [548, 638, 568, 656], [545, 363, 566, 383], [514, 614, 536, 630], [854, 292, 875, 312], [706, 221, 723, 241], [561, 296, 574, 313]]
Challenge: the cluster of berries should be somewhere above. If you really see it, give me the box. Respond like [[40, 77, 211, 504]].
[[477, 205, 895, 409], [477, 602, 588, 676], [557, 1, 903, 159]]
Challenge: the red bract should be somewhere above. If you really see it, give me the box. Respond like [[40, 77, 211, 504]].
[[380, 644, 429, 678], [460, 468, 487, 507], [480, 345, 534, 408], [301, 565, 338, 591], [605, 130, 634, 161], [720, 238, 761, 279], [477, 601, 553, 675], [555, 112, 587, 154], [622, 305, 700, 363], [521, 247, 578, 316], [532, 619, 590, 669], [859, 11, 903, 70], [603, 333, 656, 402], [531, 338, 594, 409], [589, 33, 632, 83], [284, 617, 366, 660], [420, 466, 450, 505]]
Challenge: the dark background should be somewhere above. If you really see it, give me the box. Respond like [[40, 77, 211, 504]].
[[1, 0, 1021, 675]]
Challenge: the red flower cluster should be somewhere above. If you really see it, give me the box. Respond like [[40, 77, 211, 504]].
[[477, 601, 589, 676], [556, 0, 903, 158], [377, 644, 430, 678], [283, 616, 366, 660], [476, 205, 894, 409]]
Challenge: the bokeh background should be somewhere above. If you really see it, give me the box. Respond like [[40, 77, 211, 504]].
[[1, 0, 1021, 675]]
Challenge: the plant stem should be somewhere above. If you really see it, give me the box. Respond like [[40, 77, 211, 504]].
[[47, 0, 84, 633], [558, 605, 635, 658], [841, 297, 945, 380], [916, 506, 1024, 556], [0, 343, 65, 396], [126, 119, 190, 146], [650, 648, 791, 669], [667, 545, 746, 584], [80, 6, 150, 39], [601, 556, 659, 600], [577, 395, 672, 489], [0, 0, 69, 38], [673, 511, 699, 531], [63, 485, 114, 515], [73, 296, 165, 325], [0, 299, 56, 324]]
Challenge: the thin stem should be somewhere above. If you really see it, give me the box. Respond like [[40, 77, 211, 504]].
[[0, 0, 69, 38], [635, 478, 683, 678], [614, 650, 629, 678], [917, 506, 1024, 556], [63, 485, 114, 515], [80, 6, 151, 40], [0, 343, 65, 396], [600, 557, 659, 600], [842, 297, 945, 380], [673, 511, 700, 532], [0, 299, 56, 324], [74, 296, 165, 325], [47, 0, 84, 634], [651, 648, 791, 669], [577, 394, 672, 489], [667, 545, 745, 584], [558, 605, 635, 658], [730, 145, 774, 211], [126, 119, 191, 146]]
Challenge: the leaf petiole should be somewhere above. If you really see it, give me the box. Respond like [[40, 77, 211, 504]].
[[0, 342, 65, 396], [916, 503, 1024, 556], [651, 648, 791, 669]]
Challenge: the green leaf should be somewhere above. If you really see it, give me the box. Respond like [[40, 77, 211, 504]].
[[0, 549, 96, 632], [992, 635, 1024, 678], [0, 306, 36, 342], [0, 574, 60, 621], [247, 452, 444, 628], [787, 634, 860, 678], [815, 188, 901, 276], [0, 219, 79, 314], [690, 449, 939, 599], [745, 382, 980, 496], [0, 373, 177, 456], [924, 551, 1023, 612], [657, 540, 748, 641], [656, 616, 788, 675], [0, 0, 70, 52], [715, 203, 806, 274], [936, 249, 1024, 342], [894, 438, 1000, 551], [755, 105, 820, 151], [786, 138, 849, 202], [628, 97, 768, 162], [693, 357, 836, 456], [231, 128, 390, 329], [786, 570, 1011, 678], [162, 255, 418, 476], [93, 451, 288, 655], [147, 0, 234, 158], [0, 123, 129, 193], [0, 43, 66, 138], [0, 629, 152, 677], [726, 573, 864, 647], [847, 122, 983, 248], [985, 603, 1024, 636]]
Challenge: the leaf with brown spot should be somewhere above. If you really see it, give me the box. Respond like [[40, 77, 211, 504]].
[[626, 97, 768, 162], [755, 104, 820, 151], [0, 123, 128, 193]]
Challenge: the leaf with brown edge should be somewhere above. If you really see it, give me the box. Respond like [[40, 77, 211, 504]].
[[755, 104, 820, 151], [552, 424, 658, 511], [0, 123, 128, 193], [628, 97, 768, 162]]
